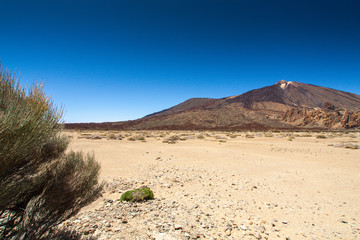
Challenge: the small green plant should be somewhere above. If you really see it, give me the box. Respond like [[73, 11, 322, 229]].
[[344, 144, 359, 150], [120, 187, 154, 202], [245, 134, 254, 138], [302, 134, 312, 137], [264, 132, 273, 137], [162, 135, 180, 144], [107, 133, 116, 140], [316, 135, 327, 139], [196, 134, 205, 139]]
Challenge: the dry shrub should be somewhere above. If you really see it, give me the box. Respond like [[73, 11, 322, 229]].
[[0, 66, 103, 239]]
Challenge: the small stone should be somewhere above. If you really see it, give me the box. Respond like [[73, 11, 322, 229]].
[[240, 225, 247, 230], [254, 232, 262, 239], [174, 224, 183, 230]]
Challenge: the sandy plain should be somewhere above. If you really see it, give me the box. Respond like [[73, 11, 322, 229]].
[[62, 130, 360, 240]]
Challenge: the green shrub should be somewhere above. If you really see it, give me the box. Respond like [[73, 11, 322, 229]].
[[0, 66, 103, 239], [316, 135, 327, 139], [120, 187, 154, 202], [107, 133, 116, 140], [264, 132, 273, 137], [137, 136, 145, 141], [344, 144, 359, 150], [196, 134, 205, 139], [245, 134, 254, 138], [302, 134, 312, 137]]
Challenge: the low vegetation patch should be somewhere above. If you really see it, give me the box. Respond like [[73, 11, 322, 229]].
[[302, 134, 312, 137], [264, 132, 273, 137], [196, 134, 205, 139], [344, 143, 359, 150], [316, 135, 327, 139], [245, 134, 254, 138], [120, 187, 154, 202]]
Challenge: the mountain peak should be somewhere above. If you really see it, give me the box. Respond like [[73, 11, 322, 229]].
[[275, 80, 295, 90]]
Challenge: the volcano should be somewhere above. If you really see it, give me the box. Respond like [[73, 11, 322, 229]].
[[65, 81, 360, 130]]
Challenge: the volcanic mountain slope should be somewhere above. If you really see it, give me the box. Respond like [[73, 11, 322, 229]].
[[65, 81, 360, 130]]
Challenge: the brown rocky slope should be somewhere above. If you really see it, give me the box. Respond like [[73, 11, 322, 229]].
[[65, 81, 360, 130]]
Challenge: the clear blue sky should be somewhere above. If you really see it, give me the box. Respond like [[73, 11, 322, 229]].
[[1, 0, 359, 123]]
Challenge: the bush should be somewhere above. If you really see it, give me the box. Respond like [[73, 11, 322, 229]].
[[107, 133, 117, 140], [245, 134, 254, 138], [44, 227, 97, 240], [0, 66, 103, 239], [196, 134, 205, 139], [120, 187, 154, 202]]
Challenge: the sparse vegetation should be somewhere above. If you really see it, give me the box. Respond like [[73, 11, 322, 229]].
[[344, 144, 359, 150], [162, 135, 180, 144], [0, 66, 103, 239], [196, 134, 205, 139], [107, 133, 117, 139], [316, 135, 327, 139], [137, 136, 145, 141], [120, 187, 154, 202], [302, 134, 312, 137], [245, 134, 254, 138], [264, 132, 274, 137], [288, 136, 295, 141]]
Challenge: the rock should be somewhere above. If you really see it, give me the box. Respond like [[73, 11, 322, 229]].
[[174, 224, 183, 230], [240, 225, 247, 230], [259, 225, 266, 233], [254, 232, 262, 239]]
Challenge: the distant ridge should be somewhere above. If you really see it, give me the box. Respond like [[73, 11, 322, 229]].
[[65, 81, 360, 130]]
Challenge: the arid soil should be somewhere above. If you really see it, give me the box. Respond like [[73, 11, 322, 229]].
[[60, 130, 360, 240]]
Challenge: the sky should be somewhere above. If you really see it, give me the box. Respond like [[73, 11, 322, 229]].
[[1, 0, 359, 123]]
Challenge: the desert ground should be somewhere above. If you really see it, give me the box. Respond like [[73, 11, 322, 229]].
[[60, 130, 360, 240]]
